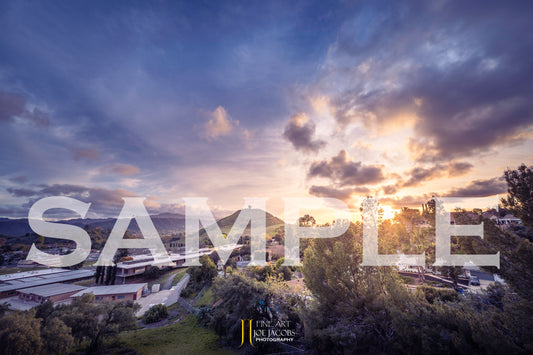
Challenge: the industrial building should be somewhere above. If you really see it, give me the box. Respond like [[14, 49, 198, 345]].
[[70, 283, 147, 302], [17, 283, 87, 304]]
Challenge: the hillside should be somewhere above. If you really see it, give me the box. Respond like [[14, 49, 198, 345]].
[[199, 209, 285, 245], [0, 213, 186, 238]]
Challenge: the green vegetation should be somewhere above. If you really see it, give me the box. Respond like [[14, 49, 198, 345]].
[[0, 294, 139, 354], [199, 209, 284, 247], [301, 220, 533, 353], [119, 315, 234, 355], [196, 287, 213, 306], [415, 285, 459, 303], [171, 267, 188, 286], [143, 304, 169, 324], [502, 164, 533, 227]]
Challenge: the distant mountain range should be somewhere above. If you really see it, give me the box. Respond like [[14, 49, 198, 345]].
[[0, 212, 187, 237], [0, 210, 285, 238]]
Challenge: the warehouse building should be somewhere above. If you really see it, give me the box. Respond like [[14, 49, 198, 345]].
[[17, 283, 87, 304], [70, 283, 147, 302]]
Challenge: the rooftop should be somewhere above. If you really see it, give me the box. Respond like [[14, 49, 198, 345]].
[[0, 269, 94, 293], [70, 283, 147, 298], [0, 268, 69, 282], [17, 283, 87, 297]]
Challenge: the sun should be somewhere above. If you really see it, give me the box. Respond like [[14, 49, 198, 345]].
[[380, 205, 399, 220]]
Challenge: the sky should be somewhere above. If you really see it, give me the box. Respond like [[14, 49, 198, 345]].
[[0, 0, 532, 220]]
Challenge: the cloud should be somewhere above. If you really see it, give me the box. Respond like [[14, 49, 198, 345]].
[[8, 176, 27, 183], [379, 176, 506, 208], [6, 187, 38, 197], [6, 183, 139, 217], [74, 148, 100, 161], [401, 161, 473, 188], [103, 163, 141, 176], [282, 113, 326, 153], [308, 150, 386, 186], [318, 1, 533, 162], [379, 194, 434, 209], [309, 185, 370, 202], [0, 90, 50, 128], [200, 106, 238, 141], [443, 177, 507, 197], [381, 185, 398, 195]]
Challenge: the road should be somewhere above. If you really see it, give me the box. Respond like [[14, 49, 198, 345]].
[[136, 273, 190, 317]]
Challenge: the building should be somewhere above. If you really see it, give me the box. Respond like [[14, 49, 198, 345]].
[[0, 269, 94, 299], [70, 283, 147, 302], [17, 283, 87, 304], [116, 249, 215, 278], [492, 214, 521, 226]]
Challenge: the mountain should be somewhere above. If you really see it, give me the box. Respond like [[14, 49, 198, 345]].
[[213, 209, 284, 230], [199, 209, 285, 241], [0, 213, 186, 237], [0, 209, 285, 249]]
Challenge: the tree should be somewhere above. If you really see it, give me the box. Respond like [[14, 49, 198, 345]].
[[143, 304, 168, 324], [302, 223, 410, 353], [95, 265, 104, 284], [188, 255, 218, 284], [298, 214, 316, 226], [301, 221, 532, 353], [0, 311, 42, 355], [204, 272, 300, 352], [143, 266, 163, 280], [502, 164, 533, 227], [88, 300, 139, 351], [41, 317, 73, 355]]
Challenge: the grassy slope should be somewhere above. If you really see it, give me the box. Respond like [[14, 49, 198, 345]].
[[195, 286, 213, 306], [119, 315, 235, 355]]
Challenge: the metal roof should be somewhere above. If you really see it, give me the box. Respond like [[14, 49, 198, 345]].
[[0, 268, 69, 282], [17, 283, 87, 297], [0, 269, 94, 293], [116, 250, 213, 270], [70, 283, 147, 297]]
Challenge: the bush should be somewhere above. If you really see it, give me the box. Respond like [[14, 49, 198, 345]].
[[416, 286, 458, 304], [143, 304, 168, 324], [143, 266, 163, 280]]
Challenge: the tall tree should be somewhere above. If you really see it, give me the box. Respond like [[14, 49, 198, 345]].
[[0, 311, 42, 355], [501, 164, 533, 227], [41, 317, 73, 355]]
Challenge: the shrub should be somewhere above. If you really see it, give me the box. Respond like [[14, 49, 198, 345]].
[[416, 286, 458, 304], [143, 304, 168, 324]]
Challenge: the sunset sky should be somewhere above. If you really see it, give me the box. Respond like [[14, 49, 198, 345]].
[[1, 1, 532, 220]]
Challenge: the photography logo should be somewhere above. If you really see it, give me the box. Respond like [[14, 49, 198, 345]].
[[239, 319, 296, 348]]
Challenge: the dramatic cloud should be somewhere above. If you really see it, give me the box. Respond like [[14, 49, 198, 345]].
[[379, 194, 434, 209], [379, 176, 506, 208], [381, 185, 398, 195], [308, 150, 386, 186], [282, 113, 326, 153], [6, 184, 138, 217], [6, 187, 38, 197], [320, 1, 533, 162], [401, 161, 473, 188], [200, 106, 238, 141], [309, 185, 370, 202], [444, 177, 507, 197], [0, 90, 50, 128]]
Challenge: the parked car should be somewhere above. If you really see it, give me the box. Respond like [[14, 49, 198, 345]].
[[469, 276, 480, 286]]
